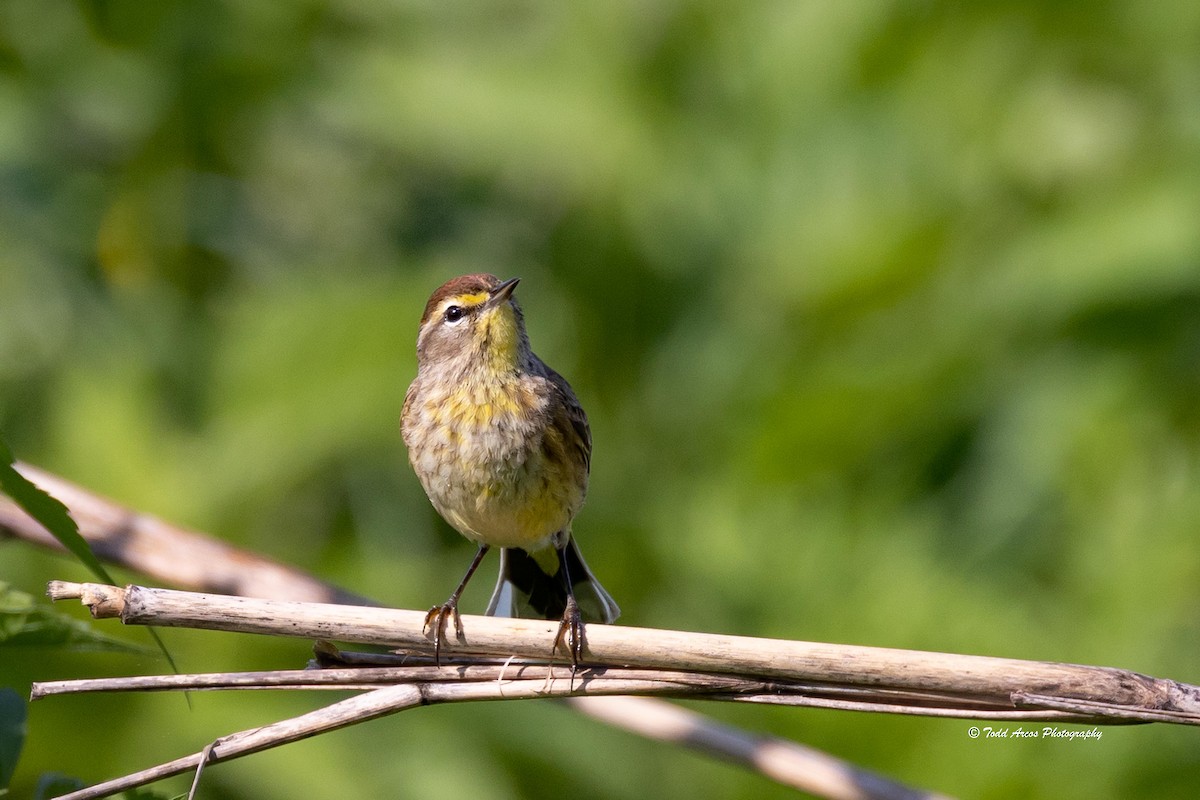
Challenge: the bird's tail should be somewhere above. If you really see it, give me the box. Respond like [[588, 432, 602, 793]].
[[485, 537, 620, 624]]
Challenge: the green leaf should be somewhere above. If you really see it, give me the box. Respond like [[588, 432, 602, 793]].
[[0, 583, 148, 653], [0, 440, 115, 586], [0, 689, 24, 791], [0, 438, 178, 673], [34, 773, 84, 800]]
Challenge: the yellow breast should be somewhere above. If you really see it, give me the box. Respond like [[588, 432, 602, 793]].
[[405, 376, 584, 550]]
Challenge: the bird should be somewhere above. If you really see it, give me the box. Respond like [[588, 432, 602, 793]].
[[401, 273, 619, 664]]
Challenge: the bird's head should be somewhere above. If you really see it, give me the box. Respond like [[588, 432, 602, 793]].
[[414, 274, 527, 374]]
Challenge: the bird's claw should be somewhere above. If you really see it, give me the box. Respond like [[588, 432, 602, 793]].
[[424, 601, 464, 664], [553, 594, 585, 673]]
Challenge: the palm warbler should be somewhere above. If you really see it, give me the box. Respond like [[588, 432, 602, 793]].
[[401, 273, 619, 662]]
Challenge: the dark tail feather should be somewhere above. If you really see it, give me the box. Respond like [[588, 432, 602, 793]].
[[486, 538, 620, 623]]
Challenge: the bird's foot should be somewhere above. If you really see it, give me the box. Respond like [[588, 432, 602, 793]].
[[553, 594, 585, 681], [424, 600, 464, 664]]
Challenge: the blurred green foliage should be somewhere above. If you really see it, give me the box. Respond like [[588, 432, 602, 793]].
[[2, 1, 1199, 798]]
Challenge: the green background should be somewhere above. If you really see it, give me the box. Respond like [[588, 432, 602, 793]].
[[3, 1, 1200, 797]]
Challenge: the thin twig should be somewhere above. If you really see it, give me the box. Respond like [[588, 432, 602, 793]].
[[31, 664, 756, 696], [29, 663, 1122, 724]]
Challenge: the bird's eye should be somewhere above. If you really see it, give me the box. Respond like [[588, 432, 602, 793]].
[[443, 305, 466, 324]]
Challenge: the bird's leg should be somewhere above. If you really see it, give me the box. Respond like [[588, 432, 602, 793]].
[[552, 546, 585, 679], [424, 544, 490, 664]]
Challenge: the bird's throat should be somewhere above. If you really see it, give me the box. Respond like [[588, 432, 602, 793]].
[[480, 305, 522, 372]]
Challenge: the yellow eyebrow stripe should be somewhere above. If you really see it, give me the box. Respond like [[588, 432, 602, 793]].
[[438, 292, 489, 318]]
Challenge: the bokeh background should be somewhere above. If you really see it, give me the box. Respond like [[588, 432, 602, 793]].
[[3, 1, 1200, 798]]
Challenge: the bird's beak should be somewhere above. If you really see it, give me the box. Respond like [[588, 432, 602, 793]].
[[486, 277, 520, 307]]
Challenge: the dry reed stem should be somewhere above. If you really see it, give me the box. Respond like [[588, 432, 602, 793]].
[[45, 581, 1200, 725]]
